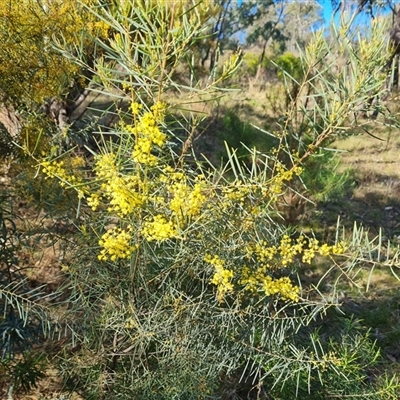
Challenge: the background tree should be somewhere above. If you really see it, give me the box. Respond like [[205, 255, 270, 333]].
[[282, 0, 324, 53], [0, 0, 110, 145], [200, 0, 234, 70], [0, 0, 217, 149], [244, 0, 287, 79], [0, 0, 109, 107]]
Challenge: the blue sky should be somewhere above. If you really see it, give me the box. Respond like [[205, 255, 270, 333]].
[[233, 0, 390, 42], [318, 0, 360, 27], [318, 0, 392, 28], [235, 1, 382, 29], [320, 0, 334, 25]]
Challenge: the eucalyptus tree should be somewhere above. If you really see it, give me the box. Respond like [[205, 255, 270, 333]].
[[282, 1, 324, 53]]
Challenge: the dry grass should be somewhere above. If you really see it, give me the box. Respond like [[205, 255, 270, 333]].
[[334, 128, 400, 199]]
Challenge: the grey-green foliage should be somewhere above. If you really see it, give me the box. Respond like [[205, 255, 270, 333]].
[[264, 320, 394, 400], [40, 4, 400, 400], [261, 12, 397, 185]]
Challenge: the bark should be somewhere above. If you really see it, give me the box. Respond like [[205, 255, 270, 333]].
[[0, 103, 22, 140], [390, 6, 400, 55], [41, 97, 69, 132]]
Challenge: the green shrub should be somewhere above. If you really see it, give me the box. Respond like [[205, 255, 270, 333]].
[[274, 52, 304, 83], [301, 150, 354, 202], [242, 52, 271, 77], [18, 5, 400, 400]]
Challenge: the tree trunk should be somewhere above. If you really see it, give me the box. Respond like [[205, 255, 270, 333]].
[[255, 40, 268, 82], [390, 6, 400, 55], [387, 6, 400, 89], [0, 103, 22, 140]]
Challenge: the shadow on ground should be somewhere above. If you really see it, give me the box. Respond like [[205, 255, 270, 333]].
[[313, 171, 400, 240]]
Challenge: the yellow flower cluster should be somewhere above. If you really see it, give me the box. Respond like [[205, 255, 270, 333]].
[[239, 266, 299, 301], [98, 227, 137, 261], [308, 350, 344, 373], [125, 102, 167, 165], [94, 153, 119, 179], [270, 162, 303, 195], [41, 160, 74, 185], [0, 0, 109, 104], [237, 235, 347, 301], [150, 102, 166, 121], [246, 240, 277, 266], [205, 255, 234, 302], [142, 215, 178, 242], [40, 158, 85, 198], [239, 265, 268, 292], [298, 237, 346, 264], [302, 238, 321, 264], [130, 102, 142, 116], [261, 276, 299, 302], [160, 166, 185, 182], [104, 175, 144, 216], [245, 235, 346, 269], [90, 153, 144, 216], [156, 167, 208, 225], [125, 317, 136, 329], [331, 242, 346, 255], [71, 156, 86, 168], [223, 181, 250, 203], [278, 235, 305, 266], [169, 181, 207, 222], [241, 216, 255, 232], [87, 193, 101, 211], [86, 20, 109, 39]]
